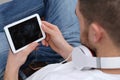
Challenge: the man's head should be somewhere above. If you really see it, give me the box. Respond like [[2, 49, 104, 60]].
[[76, 0, 120, 57]]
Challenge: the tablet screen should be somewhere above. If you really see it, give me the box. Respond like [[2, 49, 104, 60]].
[[8, 17, 42, 50]]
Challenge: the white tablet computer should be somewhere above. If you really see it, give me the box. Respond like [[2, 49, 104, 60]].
[[4, 14, 46, 54]]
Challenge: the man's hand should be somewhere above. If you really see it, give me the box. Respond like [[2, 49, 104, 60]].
[[4, 42, 39, 80], [42, 21, 73, 59]]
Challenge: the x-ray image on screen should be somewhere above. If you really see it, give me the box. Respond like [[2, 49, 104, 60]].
[[8, 17, 43, 50]]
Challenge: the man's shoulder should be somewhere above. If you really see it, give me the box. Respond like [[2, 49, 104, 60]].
[[26, 63, 70, 80], [46, 69, 118, 80], [26, 62, 120, 80]]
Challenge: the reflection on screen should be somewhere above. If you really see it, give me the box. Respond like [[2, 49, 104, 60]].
[[9, 17, 42, 50]]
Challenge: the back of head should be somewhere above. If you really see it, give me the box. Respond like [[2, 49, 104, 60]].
[[79, 0, 120, 47]]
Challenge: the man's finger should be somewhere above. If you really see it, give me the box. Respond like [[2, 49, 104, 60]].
[[22, 42, 39, 55], [42, 40, 46, 46], [42, 24, 54, 35], [42, 21, 57, 29]]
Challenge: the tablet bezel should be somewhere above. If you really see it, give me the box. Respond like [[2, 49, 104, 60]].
[[4, 14, 46, 53]]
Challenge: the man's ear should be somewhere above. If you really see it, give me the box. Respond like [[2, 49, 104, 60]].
[[89, 23, 103, 43]]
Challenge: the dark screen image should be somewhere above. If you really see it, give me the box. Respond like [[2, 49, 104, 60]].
[[9, 17, 43, 50]]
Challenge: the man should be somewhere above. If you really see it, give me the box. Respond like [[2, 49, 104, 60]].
[[5, 0, 120, 80], [0, 0, 80, 79]]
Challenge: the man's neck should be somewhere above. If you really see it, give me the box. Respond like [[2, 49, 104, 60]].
[[100, 69, 120, 74], [97, 43, 120, 74]]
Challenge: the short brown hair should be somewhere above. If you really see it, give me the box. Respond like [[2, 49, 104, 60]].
[[79, 0, 120, 47]]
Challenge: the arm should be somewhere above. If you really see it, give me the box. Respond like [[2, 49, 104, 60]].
[[4, 21, 73, 80], [4, 62, 19, 80], [4, 42, 39, 80], [42, 21, 73, 60]]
